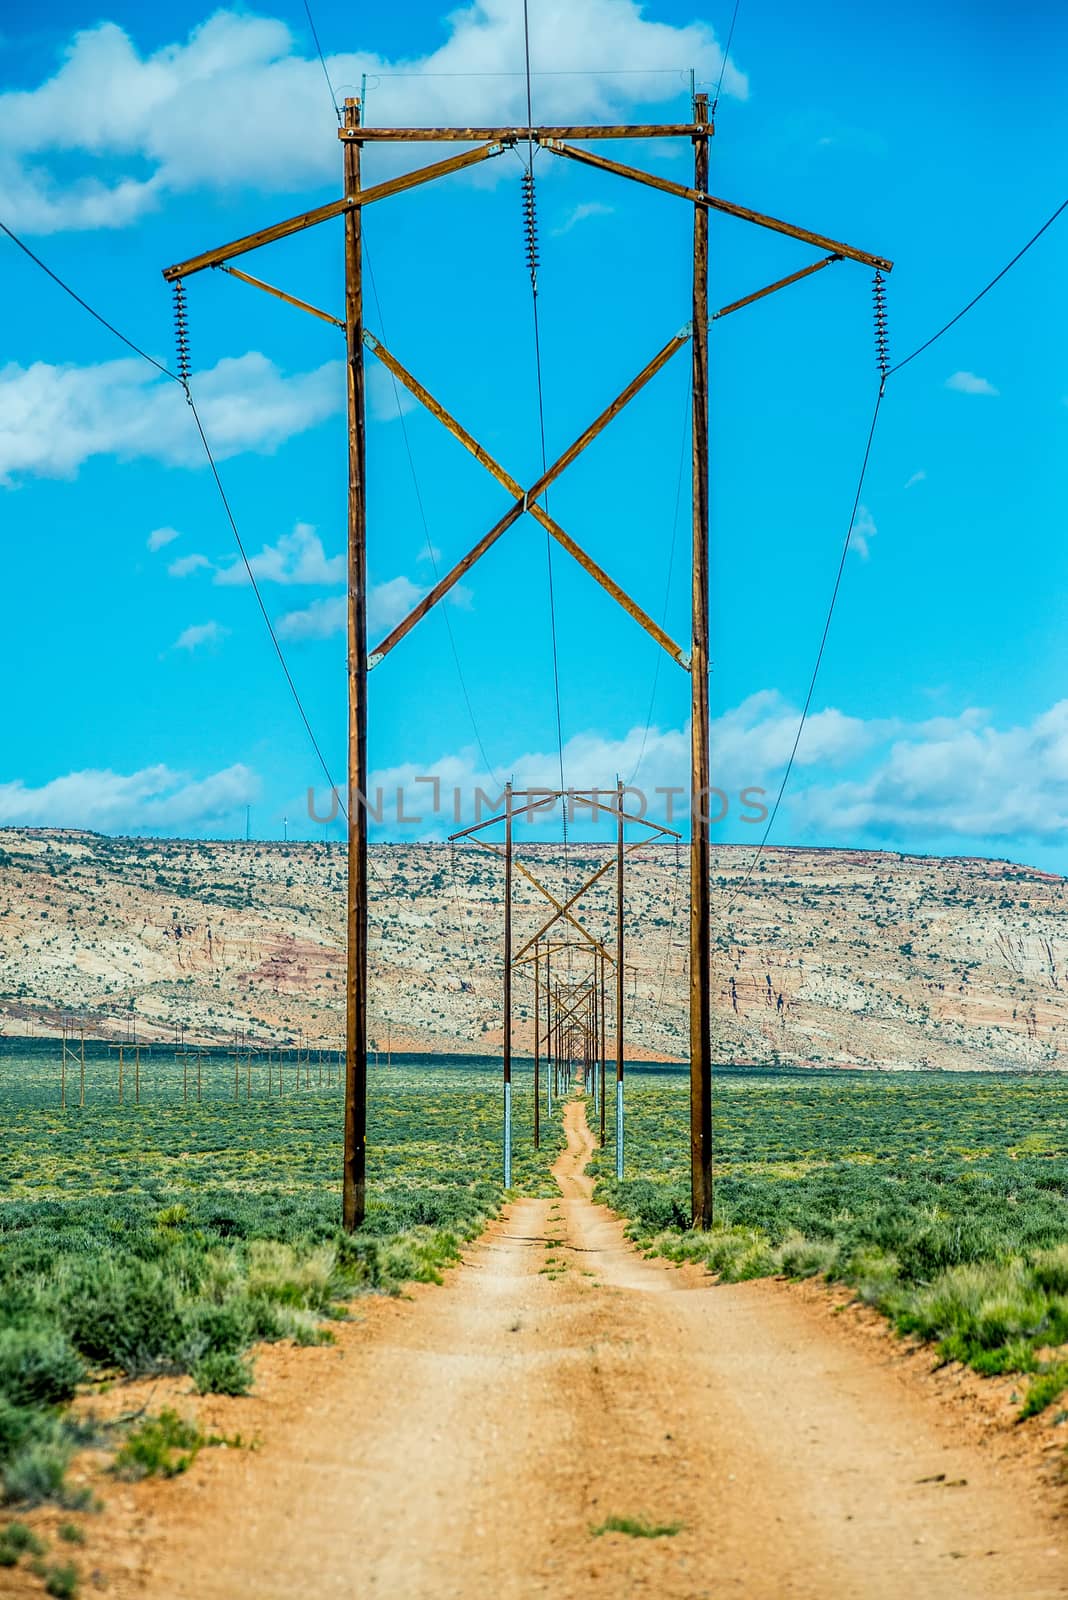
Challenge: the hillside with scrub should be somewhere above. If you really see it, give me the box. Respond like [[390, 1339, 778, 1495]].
[[0, 828, 1065, 1071]]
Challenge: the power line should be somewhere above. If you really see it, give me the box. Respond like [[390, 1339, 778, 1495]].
[[889, 195, 1068, 376], [711, 0, 743, 114], [302, 0, 341, 123], [522, 0, 570, 881], [0, 215, 350, 827], [0, 221, 176, 380], [182, 390, 344, 807], [726, 384, 884, 911], [724, 192, 1068, 900]]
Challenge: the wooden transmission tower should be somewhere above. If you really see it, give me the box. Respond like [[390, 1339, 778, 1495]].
[[163, 97, 891, 1231]]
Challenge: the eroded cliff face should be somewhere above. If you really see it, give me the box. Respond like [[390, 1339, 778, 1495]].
[[0, 829, 1064, 1070]]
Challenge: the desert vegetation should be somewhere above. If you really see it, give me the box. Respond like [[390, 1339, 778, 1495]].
[[595, 1067, 1068, 1417]]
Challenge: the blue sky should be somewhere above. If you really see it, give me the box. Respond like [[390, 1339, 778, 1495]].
[[1, 0, 1066, 868]]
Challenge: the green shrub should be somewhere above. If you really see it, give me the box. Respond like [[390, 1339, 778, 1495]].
[[1032, 1244, 1068, 1295], [0, 1329, 84, 1408], [43, 1560, 79, 1598], [113, 1411, 203, 1480], [1019, 1362, 1068, 1420], [192, 1351, 253, 1397], [0, 1521, 46, 1559], [0, 1410, 76, 1506], [60, 1260, 186, 1374]]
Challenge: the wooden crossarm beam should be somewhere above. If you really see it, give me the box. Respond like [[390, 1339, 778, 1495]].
[[570, 795, 683, 838], [341, 124, 710, 142], [543, 141, 894, 273], [218, 265, 344, 328], [365, 331, 689, 669], [163, 141, 506, 281], [447, 791, 558, 842], [367, 328, 691, 666]]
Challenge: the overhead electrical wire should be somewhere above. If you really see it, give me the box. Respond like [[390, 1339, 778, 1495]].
[[0, 215, 393, 888], [888, 194, 1068, 376], [302, 0, 342, 123], [724, 189, 1067, 907], [711, 0, 743, 114], [521, 0, 571, 889]]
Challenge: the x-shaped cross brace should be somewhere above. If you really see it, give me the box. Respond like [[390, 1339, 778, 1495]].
[[364, 328, 693, 671]]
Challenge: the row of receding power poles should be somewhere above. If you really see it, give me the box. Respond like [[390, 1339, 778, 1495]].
[[450, 782, 679, 1182], [162, 95, 891, 1230]]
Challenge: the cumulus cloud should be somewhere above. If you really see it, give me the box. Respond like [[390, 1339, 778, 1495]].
[[792, 701, 1068, 842], [946, 370, 999, 397], [277, 575, 426, 641], [359, 691, 1068, 852], [552, 200, 615, 236], [168, 552, 212, 578], [0, 354, 342, 484], [0, 763, 259, 831], [0, 5, 745, 234], [147, 525, 181, 551], [173, 620, 226, 651], [214, 522, 343, 587]]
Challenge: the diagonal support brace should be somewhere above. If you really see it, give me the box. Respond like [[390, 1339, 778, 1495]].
[[366, 329, 692, 667]]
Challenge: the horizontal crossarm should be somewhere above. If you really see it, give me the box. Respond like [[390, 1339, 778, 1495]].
[[368, 329, 691, 666], [163, 142, 506, 281], [365, 332, 690, 670], [341, 124, 710, 142], [543, 141, 893, 273]]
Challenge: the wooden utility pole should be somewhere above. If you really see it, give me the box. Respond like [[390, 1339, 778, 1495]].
[[343, 95, 369, 1232], [533, 938, 541, 1149], [545, 945, 553, 1118], [599, 949, 607, 1147], [615, 779, 625, 1179], [689, 93, 714, 1229], [503, 782, 513, 1186]]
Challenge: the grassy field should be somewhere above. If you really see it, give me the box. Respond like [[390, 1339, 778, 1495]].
[[593, 1066, 1068, 1417], [0, 1041, 562, 1507]]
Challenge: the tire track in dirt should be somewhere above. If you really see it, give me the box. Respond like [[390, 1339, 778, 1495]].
[[115, 1095, 1064, 1600]]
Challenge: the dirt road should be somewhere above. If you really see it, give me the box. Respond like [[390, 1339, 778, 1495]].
[[123, 1098, 1064, 1600]]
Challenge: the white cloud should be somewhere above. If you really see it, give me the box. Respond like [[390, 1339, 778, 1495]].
[[173, 620, 226, 652], [0, 6, 745, 234], [904, 470, 926, 490], [215, 522, 343, 587], [0, 762, 259, 830], [552, 200, 615, 236], [946, 370, 999, 397], [793, 701, 1068, 842], [849, 503, 877, 559], [147, 525, 181, 551], [367, 364, 419, 424], [277, 574, 425, 641], [168, 552, 212, 578], [0, 354, 342, 484]]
